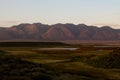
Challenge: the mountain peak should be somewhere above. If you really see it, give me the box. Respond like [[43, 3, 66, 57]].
[[101, 26, 113, 30], [77, 24, 87, 26]]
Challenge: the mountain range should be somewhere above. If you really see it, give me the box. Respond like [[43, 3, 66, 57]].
[[0, 23, 120, 42]]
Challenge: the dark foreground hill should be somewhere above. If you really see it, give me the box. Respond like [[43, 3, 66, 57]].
[[86, 48, 120, 69], [0, 42, 70, 47], [0, 23, 120, 42], [0, 51, 58, 80]]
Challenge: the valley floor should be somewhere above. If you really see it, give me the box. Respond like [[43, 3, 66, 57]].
[[0, 44, 120, 80]]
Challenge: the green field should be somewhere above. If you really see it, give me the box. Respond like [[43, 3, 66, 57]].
[[0, 42, 120, 80]]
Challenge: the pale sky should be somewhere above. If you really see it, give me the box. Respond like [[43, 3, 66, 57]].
[[0, 0, 120, 28]]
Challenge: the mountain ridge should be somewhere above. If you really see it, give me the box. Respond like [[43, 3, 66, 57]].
[[0, 23, 120, 42]]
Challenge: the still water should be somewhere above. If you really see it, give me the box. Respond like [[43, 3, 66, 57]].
[[37, 48, 78, 50]]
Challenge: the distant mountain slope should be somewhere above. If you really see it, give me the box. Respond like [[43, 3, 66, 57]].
[[0, 23, 120, 41]]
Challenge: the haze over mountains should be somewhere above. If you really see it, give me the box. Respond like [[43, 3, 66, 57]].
[[0, 23, 120, 42]]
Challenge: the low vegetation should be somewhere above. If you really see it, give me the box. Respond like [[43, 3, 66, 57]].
[[0, 51, 61, 80], [84, 48, 120, 69], [0, 43, 120, 80]]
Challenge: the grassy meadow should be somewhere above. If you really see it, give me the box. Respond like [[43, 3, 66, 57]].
[[0, 42, 120, 80]]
